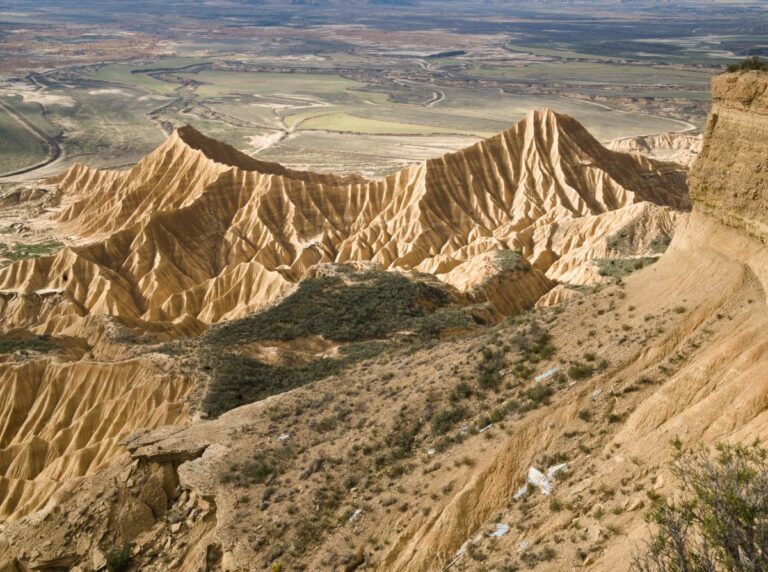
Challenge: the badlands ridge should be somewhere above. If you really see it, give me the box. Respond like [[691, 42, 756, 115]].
[[1, 69, 764, 571], [2, 108, 688, 334]]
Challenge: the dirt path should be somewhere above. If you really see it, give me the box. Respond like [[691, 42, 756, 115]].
[[394, 79, 446, 108]]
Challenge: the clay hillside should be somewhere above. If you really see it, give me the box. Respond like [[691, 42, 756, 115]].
[[3, 68, 763, 571]]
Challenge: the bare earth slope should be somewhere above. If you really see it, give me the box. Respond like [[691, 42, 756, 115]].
[[0, 107, 704, 571]]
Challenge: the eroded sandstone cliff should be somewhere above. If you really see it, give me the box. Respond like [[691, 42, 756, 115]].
[[689, 71, 768, 239]]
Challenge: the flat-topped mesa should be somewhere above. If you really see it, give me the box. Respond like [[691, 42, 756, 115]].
[[689, 71, 768, 239]]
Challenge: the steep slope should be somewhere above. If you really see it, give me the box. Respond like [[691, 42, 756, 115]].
[[689, 71, 768, 238], [0, 357, 193, 520], [0, 110, 689, 335], [0, 74, 760, 572], [0, 107, 698, 571], [54, 125, 365, 238]]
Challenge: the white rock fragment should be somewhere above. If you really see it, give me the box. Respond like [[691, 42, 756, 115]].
[[535, 367, 559, 383], [277, 432, 290, 442], [516, 463, 568, 497], [527, 466, 552, 495], [514, 484, 529, 500], [348, 508, 363, 523], [489, 523, 510, 538], [546, 463, 568, 480]]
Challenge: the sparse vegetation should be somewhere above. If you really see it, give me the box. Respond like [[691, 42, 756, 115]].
[[634, 441, 768, 572], [522, 384, 554, 407], [0, 334, 61, 354], [221, 448, 293, 487], [431, 406, 468, 435], [521, 545, 558, 568], [386, 418, 421, 460], [607, 225, 639, 254], [207, 269, 455, 345], [507, 322, 556, 380], [568, 361, 595, 380], [3, 7, 768, 572], [577, 409, 592, 422], [106, 544, 133, 572], [496, 249, 527, 272], [451, 381, 474, 401], [419, 308, 475, 338], [203, 341, 387, 417], [595, 257, 658, 280], [0, 240, 63, 265], [477, 346, 505, 390], [608, 228, 670, 256], [202, 268, 480, 416], [726, 55, 768, 73], [649, 235, 672, 254]]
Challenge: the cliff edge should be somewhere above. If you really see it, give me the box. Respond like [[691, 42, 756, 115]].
[[689, 71, 768, 239]]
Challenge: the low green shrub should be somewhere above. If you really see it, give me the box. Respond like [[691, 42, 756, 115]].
[[431, 406, 468, 435], [568, 362, 595, 380], [106, 545, 132, 572], [726, 55, 768, 72]]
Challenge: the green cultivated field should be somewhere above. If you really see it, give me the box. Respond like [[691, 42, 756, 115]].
[[299, 111, 491, 136], [476, 62, 712, 86], [5, 0, 765, 180], [182, 70, 364, 100], [0, 101, 50, 176], [3, 59, 701, 179], [2, 38, 715, 180], [89, 65, 179, 95]]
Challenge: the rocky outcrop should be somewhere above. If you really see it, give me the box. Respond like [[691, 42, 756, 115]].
[[689, 71, 768, 239], [608, 132, 702, 167], [0, 108, 696, 563], [0, 111, 691, 523]]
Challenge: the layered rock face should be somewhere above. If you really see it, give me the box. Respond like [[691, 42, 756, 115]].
[[608, 132, 703, 167], [0, 110, 688, 335], [689, 71, 768, 238], [4, 74, 768, 572]]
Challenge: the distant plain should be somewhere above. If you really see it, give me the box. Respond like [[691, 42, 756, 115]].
[[0, 0, 766, 178]]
